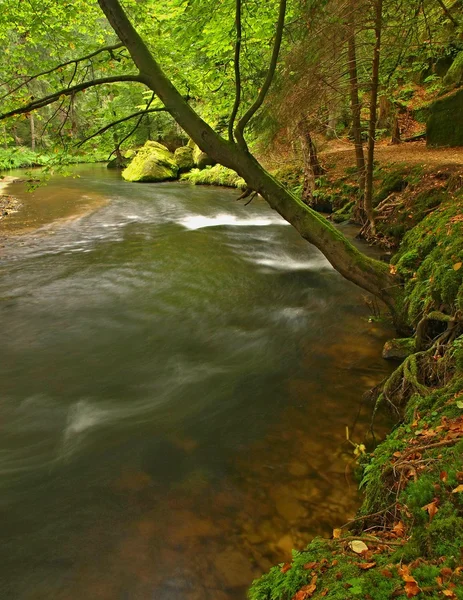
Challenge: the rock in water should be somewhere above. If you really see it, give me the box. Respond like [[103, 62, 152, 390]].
[[382, 337, 415, 360], [122, 141, 178, 182], [192, 144, 215, 169], [174, 146, 195, 173]]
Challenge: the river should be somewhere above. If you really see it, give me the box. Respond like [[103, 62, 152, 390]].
[[0, 165, 393, 600]]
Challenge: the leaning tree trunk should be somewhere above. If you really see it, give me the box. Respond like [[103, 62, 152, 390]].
[[364, 0, 383, 235], [347, 4, 366, 221], [298, 118, 326, 210], [97, 0, 405, 327]]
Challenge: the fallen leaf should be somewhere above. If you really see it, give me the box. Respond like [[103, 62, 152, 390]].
[[422, 498, 439, 521], [381, 569, 393, 578], [292, 576, 317, 600], [452, 485, 463, 493], [358, 562, 376, 570], [281, 563, 292, 574], [440, 471, 448, 482], [303, 561, 317, 570], [332, 528, 342, 539], [392, 521, 406, 538], [404, 580, 421, 598], [443, 591, 457, 599], [440, 567, 453, 579], [349, 540, 369, 554], [453, 262, 462, 271]]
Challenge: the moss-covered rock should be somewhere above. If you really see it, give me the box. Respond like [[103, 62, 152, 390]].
[[382, 337, 415, 360], [443, 51, 463, 88], [192, 144, 216, 169], [427, 89, 463, 147], [181, 165, 246, 189], [174, 146, 194, 173], [122, 141, 178, 182]]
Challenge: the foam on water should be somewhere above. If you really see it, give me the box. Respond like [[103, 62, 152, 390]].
[[179, 213, 289, 230]]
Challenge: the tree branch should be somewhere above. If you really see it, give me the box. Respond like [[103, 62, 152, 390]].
[[234, 0, 287, 151], [0, 43, 125, 101], [228, 0, 242, 143], [107, 92, 156, 158], [0, 75, 144, 121], [77, 107, 167, 147], [435, 0, 459, 26]]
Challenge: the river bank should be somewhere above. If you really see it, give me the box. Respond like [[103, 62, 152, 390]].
[[248, 160, 463, 599]]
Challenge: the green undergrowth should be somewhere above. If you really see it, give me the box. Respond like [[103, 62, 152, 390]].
[[0, 146, 107, 171], [391, 188, 463, 327], [181, 164, 246, 189]]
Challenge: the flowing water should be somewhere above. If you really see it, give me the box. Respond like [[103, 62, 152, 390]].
[[0, 165, 393, 600]]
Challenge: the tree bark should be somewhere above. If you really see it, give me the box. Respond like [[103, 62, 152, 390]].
[[364, 0, 383, 235], [299, 118, 327, 210], [347, 5, 366, 216], [96, 0, 403, 322], [29, 113, 35, 151]]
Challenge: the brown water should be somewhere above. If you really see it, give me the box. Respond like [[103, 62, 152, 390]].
[[0, 165, 393, 599]]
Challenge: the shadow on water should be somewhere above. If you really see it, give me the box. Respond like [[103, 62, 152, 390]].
[[0, 165, 395, 599]]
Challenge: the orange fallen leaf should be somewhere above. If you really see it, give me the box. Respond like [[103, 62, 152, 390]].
[[453, 262, 462, 271], [422, 498, 439, 521], [404, 580, 421, 598], [292, 576, 317, 600], [381, 569, 393, 578], [332, 528, 342, 539], [392, 521, 406, 538], [303, 561, 317, 570], [440, 471, 448, 482], [452, 484, 463, 493], [443, 591, 457, 598], [281, 563, 292, 573], [358, 562, 377, 570]]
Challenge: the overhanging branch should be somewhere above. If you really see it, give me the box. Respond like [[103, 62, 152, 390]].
[[234, 0, 287, 151], [0, 75, 144, 121], [0, 43, 125, 101], [77, 106, 167, 147]]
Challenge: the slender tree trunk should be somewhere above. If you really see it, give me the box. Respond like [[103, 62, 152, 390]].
[[347, 4, 366, 217], [29, 113, 35, 151], [391, 115, 401, 144], [364, 0, 383, 235], [97, 0, 404, 325], [299, 118, 327, 210]]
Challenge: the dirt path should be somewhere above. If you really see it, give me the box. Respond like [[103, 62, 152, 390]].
[[320, 140, 463, 178]]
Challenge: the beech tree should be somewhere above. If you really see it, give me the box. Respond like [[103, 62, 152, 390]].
[[0, 0, 406, 327]]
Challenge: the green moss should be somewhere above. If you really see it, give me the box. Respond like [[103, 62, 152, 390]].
[[427, 88, 463, 147], [181, 165, 246, 189], [192, 144, 215, 169], [271, 164, 304, 189], [392, 191, 463, 326], [443, 51, 463, 88], [174, 146, 194, 173], [122, 141, 178, 182]]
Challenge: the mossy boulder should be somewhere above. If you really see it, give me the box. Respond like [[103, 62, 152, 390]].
[[122, 141, 178, 182], [427, 89, 463, 147], [443, 51, 463, 88], [192, 144, 215, 169], [382, 337, 416, 360], [174, 146, 194, 173]]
